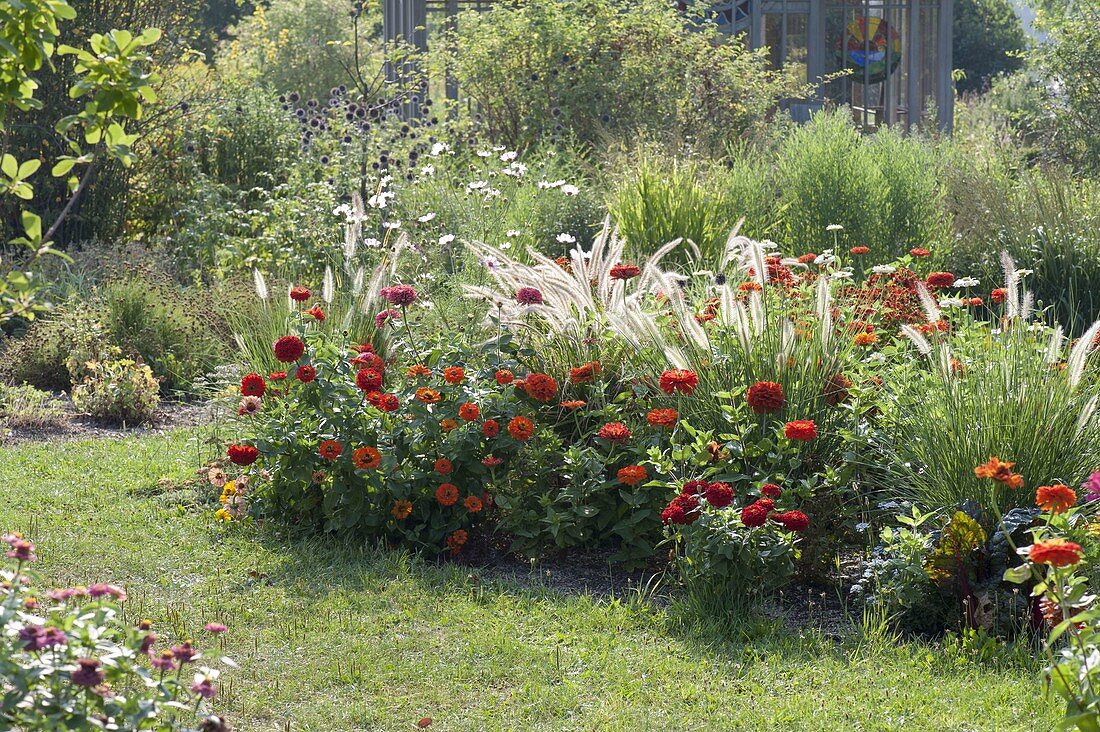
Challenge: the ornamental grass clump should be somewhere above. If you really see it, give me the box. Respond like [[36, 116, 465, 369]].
[[873, 252, 1100, 514], [1, 533, 235, 731]]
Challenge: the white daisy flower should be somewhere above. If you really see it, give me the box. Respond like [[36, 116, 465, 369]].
[[560, 184, 580, 196], [417, 212, 436, 223], [953, 277, 979, 287], [556, 233, 576, 244], [438, 234, 456, 246], [872, 264, 896, 274]]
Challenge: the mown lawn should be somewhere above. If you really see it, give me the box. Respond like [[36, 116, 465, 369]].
[[0, 431, 1059, 731]]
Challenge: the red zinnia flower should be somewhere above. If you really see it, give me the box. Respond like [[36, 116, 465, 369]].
[[524, 373, 559, 402], [273, 335, 305, 363], [227, 444, 258, 466], [597, 422, 631, 444], [681, 480, 708, 496], [296, 365, 316, 383], [435, 483, 459, 507], [269, 371, 287, 381], [483, 419, 500, 438], [761, 483, 782, 498], [849, 246, 870, 255], [741, 500, 772, 527], [290, 286, 311, 302], [446, 529, 468, 553], [646, 408, 678, 428], [661, 493, 700, 525], [306, 305, 326, 321], [463, 495, 483, 513], [443, 366, 465, 385], [482, 456, 503, 468], [378, 393, 400, 412], [352, 446, 381, 470], [458, 402, 481, 421], [318, 440, 343, 460], [374, 309, 399, 329], [560, 400, 587, 409], [704, 482, 734, 508], [784, 420, 818, 441], [746, 381, 785, 414], [507, 416, 534, 441], [610, 263, 641, 280], [495, 369, 514, 385], [797, 253, 817, 264], [974, 456, 1023, 489], [415, 387, 442, 404], [771, 510, 809, 532], [434, 458, 453, 475], [991, 288, 1007, 303], [356, 368, 383, 392], [1029, 538, 1083, 567], [659, 369, 699, 396], [926, 272, 956, 289], [1035, 484, 1077, 514], [617, 465, 648, 486], [910, 247, 930, 257], [240, 373, 266, 397]]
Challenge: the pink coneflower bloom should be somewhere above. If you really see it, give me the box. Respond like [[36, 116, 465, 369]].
[[191, 676, 217, 699], [171, 641, 197, 662], [71, 658, 104, 687], [205, 622, 228, 634], [88, 584, 127, 602], [4, 537, 36, 562], [151, 650, 177, 671], [1083, 471, 1100, 502]]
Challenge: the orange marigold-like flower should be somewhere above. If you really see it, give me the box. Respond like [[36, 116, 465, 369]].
[[407, 364, 432, 378], [458, 402, 481, 421], [738, 281, 763, 293], [446, 529, 468, 553], [746, 381, 785, 414], [617, 465, 648, 486], [352, 446, 381, 470], [415, 387, 442, 404], [853, 331, 878, 346], [435, 483, 459, 507], [784, 420, 817, 441], [974, 456, 1024, 489], [495, 369, 514, 385], [647, 408, 678, 428], [440, 418, 458, 432], [434, 457, 453, 474], [463, 495, 483, 513], [597, 422, 631, 444], [560, 400, 587, 409], [1029, 538, 1083, 567], [524, 373, 559, 402], [391, 500, 412, 520], [569, 361, 602, 384], [443, 366, 465, 384], [507, 416, 535, 441], [659, 369, 699, 396], [1036, 484, 1077, 514], [318, 440, 343, 461]]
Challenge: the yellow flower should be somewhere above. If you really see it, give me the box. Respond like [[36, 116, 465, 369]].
[[214, 508, 232, 522]]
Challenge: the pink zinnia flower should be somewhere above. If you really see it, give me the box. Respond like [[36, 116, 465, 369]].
[[381, 284, 417, 306], [374, 309, 400, 328]]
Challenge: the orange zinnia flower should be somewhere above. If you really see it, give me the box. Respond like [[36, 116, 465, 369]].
[[458, 402, 481, 421], [569, 361, 602, 384], [415, 387, 442, 404], [407, 364, 432, 378], [659, 369, 699, 396], [446, 529, 468, 553], [391, 500, 413, 520], [1029, 538, 1083, 567], [1036, 484, 1077, 514], [523, 373, 559, 402], [352, 446, 381, 470], [974, 456, 1024, 489], [560, 400, 586, 409], [435, 483, 459, 507], [440, 418, 458, 432], [853, 331, 878, 346], [617, 465, 648, 486], [463, 495, 483, 513], [597, 422, 631, 444], [507, 416, 535, 441], [495, 369, 514, 385], [443, 366, 465, 384], [434, 458, 453, 475], [646, 408, 678, 428], [318, 440, 343, 460], [482, 419, 500, 438]]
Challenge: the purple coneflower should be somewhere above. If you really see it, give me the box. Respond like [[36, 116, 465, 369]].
[[71, 658, 105, 687]]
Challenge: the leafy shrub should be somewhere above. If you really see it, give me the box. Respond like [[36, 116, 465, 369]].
[[1, 532, 234, 731], [0, 308, 105, 391], [435, 0, 806, 153], [71, 358, 161, 424]]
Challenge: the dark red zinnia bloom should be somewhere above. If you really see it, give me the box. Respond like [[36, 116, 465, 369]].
[[703, 482, 734, 508], [849, 246, 870, 255], [746, 381, 785, 414], [227, 444, 259, 466], [378, 393, 399, 412], [597, 422, 631, 443], [381, 284, 417, 306], [910, 247, 930, 257], [516, 287, 544, 305], [356, 368, 383, 392], [240, 373, 266, 397], [306, 305, 326, 321], [784, 419, 818, 441], [483, 419, 500, 438], [771, 510, 809, 532], [741, 500, 772, 527], [926, 272, 955, 288], [991, 288, 1007, 303], [273, 335, 305, 363], [661, 493, 700, 525], [296, 364, 316, 382], [761, 483, 782, 498], [289, 286, 311, 302], [610, 263, 641, 280]]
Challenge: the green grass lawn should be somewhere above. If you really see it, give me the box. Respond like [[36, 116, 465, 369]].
[[0, 431, 1059, 731]]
